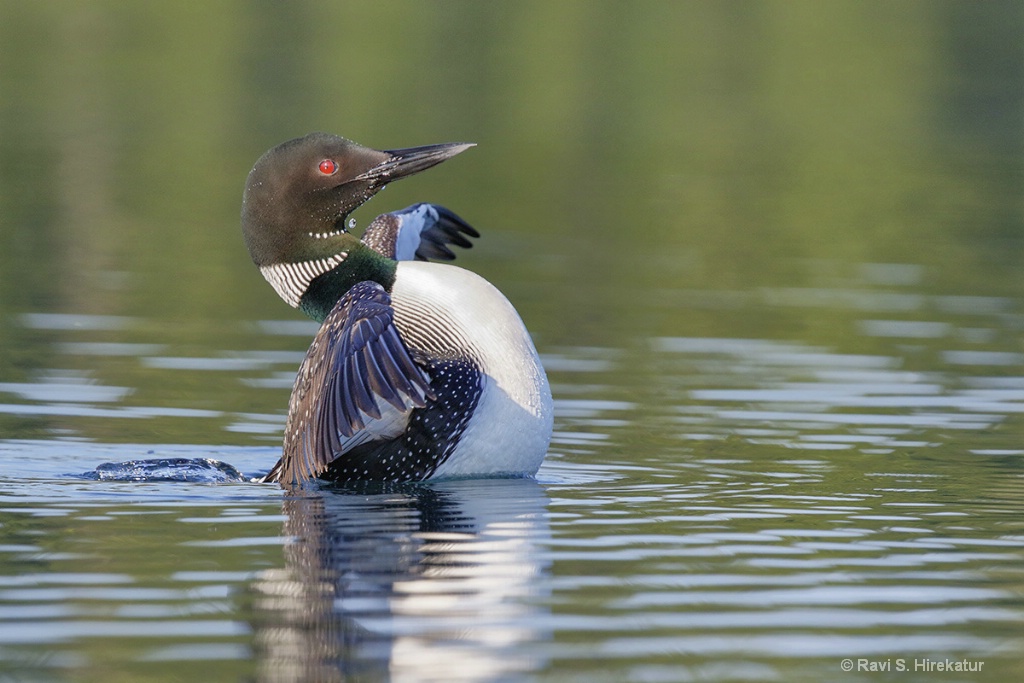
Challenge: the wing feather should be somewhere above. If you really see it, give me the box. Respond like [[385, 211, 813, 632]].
[[361, 203, 479, 262], [267, 280, 433, 485]]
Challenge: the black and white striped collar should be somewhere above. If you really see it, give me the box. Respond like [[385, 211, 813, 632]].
[[259, 252, 348, 308]]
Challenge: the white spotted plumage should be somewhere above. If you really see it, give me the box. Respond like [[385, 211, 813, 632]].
[[390, 261, 553, 477]]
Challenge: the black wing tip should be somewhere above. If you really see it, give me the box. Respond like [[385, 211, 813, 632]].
[[432, 205, 480, 236], [412, 204, 480, 262]]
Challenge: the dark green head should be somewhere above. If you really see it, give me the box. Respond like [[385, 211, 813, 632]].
[[242, 132, 473, 267], [240, 132, 473, 315]]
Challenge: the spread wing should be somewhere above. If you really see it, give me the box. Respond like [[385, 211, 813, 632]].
[[361, 203, 479, 261], [264, 281, 434, 485]]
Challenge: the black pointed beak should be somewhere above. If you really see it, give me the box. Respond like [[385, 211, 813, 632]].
[[355, 142, 475, 184]]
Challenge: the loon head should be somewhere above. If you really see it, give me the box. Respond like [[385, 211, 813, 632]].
[[240, 132, 473, 307]]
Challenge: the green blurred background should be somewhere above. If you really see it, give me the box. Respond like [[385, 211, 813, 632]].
[[0, 0, 1021, 442]]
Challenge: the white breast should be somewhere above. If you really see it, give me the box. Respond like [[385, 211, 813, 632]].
[[390, 261, 553, 477]]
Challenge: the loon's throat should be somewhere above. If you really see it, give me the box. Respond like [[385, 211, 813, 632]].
[[259, 251, 350, 308], [297, 247, 398, 323]]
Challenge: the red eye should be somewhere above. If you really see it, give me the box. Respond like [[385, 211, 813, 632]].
[[318, 159, 337, 175]]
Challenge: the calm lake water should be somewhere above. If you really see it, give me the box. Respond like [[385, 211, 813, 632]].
[[1, 3, 1023, 682]]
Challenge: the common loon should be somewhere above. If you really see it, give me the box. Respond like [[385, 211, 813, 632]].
[[241, 133, 553, 486]]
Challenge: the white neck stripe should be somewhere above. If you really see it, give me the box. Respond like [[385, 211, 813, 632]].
[[259, 252, 348, 307]]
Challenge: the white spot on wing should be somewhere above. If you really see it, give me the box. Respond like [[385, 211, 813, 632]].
[[394, 204, 437, 261]]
